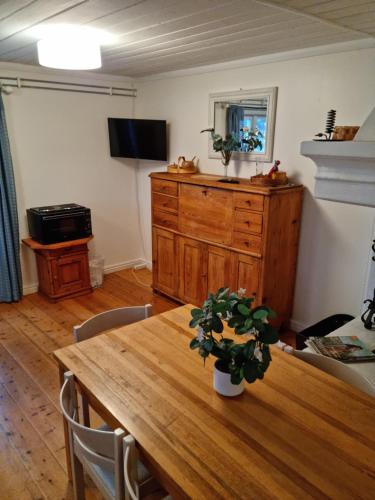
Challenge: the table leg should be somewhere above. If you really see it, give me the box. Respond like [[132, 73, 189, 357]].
[[59, 363, 72, 481]]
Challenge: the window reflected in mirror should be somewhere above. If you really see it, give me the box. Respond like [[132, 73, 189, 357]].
[[209, 87, 277, 163]]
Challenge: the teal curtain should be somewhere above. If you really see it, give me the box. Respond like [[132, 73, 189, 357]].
[[0, 93, 22, 302], [226, 105, 244, 137]]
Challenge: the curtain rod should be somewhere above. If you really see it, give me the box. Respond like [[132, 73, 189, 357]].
[[0, 75, 136, 97]]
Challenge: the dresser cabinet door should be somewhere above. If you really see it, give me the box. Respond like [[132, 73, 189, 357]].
[[178, 236, 207, 305], [51, 253, 90, 296], [207, 245, 232, 295], [179, 184, 233, 245], [152, 228, 177, 297], [231, 253, 260, 301]]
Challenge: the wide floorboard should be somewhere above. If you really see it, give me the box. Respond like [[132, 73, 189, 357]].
[[0, 268, 295, 499], [0, 269, 176, 500]]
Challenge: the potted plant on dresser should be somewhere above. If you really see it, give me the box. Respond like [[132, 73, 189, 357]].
[[201, 128, 262, 182], [189, 287, 279, 396]]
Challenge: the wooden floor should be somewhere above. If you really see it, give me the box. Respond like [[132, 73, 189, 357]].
[[0, 269, 177, 500], [0, 269, 295, 499]]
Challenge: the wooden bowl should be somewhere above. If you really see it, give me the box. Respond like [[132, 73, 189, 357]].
[[167, 163, 197, 174], [250, 173, 288, 186]]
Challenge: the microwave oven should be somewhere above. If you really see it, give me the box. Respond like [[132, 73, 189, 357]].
[[27, 203, 92, 244]]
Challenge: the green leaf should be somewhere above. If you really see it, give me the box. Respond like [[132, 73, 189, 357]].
[[244, 318, 253, 330], [211, 315, 224, 333], [230, 369, 243, 385], [203, 339, 214, 352], [199, 347, 210, 358], [212, 302, 228, 314], [234, 324, 250, 335], [220, 338, 234, 345], [244, 361, 258, 383], [238, 304, 250, 316], [191, 308, 203, 318], [229, 343, 243, 356], [258, 325, 279, 344], [253, 308, 268, 320], [228, 315, 242, 328], [189, 338, 200, 349], [252, 319, 265, 333], [243, 340, 255, 359], [189, 318, 200, 328]]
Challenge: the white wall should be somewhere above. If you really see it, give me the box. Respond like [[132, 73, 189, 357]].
[[1, 64, 143, 292], [135, 47, 375, 329]]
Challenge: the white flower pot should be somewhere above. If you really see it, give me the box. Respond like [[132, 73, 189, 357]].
[[213, 361, 244, 397]]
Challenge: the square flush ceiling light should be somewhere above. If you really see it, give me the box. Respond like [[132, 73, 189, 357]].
[[36, 25, 110, 70]]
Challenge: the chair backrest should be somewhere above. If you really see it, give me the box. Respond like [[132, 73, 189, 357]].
[[60, 372, 125, 499], [123, 435, 140, 500], [73, 304, 152, 342], [293, 350, 375, 397]]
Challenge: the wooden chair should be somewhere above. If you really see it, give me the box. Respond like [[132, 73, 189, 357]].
[[276, 341, 375, 397], [73, 304, 153, 342], [73, 304, 152, 425], [60, 371, 126, 500], [123, 435, 171, 500]]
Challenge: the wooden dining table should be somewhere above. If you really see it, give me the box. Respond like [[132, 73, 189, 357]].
[[53, 304, 375, 499]]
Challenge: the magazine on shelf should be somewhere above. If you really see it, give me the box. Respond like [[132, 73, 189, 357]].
[[306, 336, 375, 363]]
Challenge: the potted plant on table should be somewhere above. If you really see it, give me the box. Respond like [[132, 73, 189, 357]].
[[201, 128, 262, 183], [189, 288, 279, 396]]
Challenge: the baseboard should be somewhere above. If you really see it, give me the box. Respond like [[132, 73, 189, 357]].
[[289, 318, 309, 333], [103, 258, 148, 274], [23, 283, 39, 295]]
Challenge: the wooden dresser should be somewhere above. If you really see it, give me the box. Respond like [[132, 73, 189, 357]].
[[150, 173, 304, 327]]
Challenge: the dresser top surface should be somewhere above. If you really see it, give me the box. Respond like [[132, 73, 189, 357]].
[[150, 172, 303, 195]]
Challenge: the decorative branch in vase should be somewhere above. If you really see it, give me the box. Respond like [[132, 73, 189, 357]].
[[189, 287, 279, 397], [201, 128, 262, 183]]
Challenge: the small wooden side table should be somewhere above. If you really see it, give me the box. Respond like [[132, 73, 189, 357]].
[[22, 236, 93, 302]]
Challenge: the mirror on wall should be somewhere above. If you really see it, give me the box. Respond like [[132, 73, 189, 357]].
[[208, 87, 277, 163]]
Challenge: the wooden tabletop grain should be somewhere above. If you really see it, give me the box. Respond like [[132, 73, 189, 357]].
[[54, 305, 375, 499]]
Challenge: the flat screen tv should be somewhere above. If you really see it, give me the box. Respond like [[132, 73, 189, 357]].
[[108, 118, 167, 161]]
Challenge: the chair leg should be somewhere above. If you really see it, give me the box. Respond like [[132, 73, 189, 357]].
[[71, 454, 86, 500], [81, 394, 91, 427], [68, 426, 85, 500]]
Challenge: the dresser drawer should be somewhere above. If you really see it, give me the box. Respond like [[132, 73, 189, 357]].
[[153, 209, 178, 230], [234, 210, 263, 235], [152, 179, 178, 196], [233, 231, 262, 254], [152, 192, 178, 213], [234, 192, 264, 212]]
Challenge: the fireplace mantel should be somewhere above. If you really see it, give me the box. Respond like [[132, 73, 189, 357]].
[[300, 141, 375, 207]]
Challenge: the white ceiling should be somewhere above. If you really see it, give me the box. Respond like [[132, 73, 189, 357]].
[[0, 0, 374, 77]]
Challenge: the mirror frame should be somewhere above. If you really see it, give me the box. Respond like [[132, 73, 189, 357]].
[[208, 86, 278, 163]]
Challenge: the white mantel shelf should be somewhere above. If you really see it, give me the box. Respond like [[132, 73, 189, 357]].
[[300, 141, 375, 207]]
